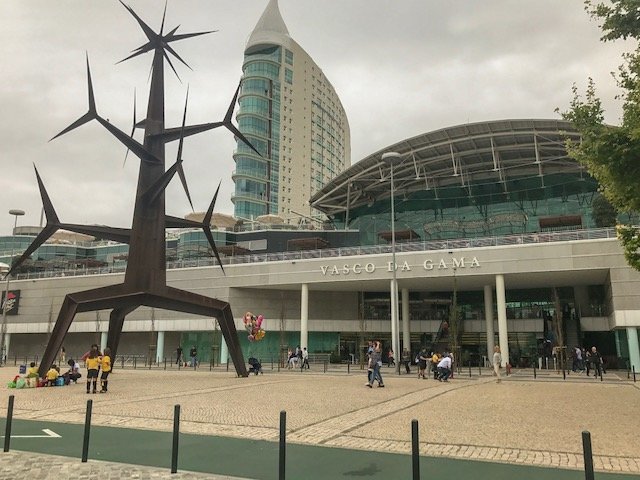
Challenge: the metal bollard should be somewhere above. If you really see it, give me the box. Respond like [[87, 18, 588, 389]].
[[323, 361, 327, 373], [4, 395, 14, 452], [226, 360, 229, 372], [164, 357, 167, 370], [533, 363, 537, 379], [133, 356, 137, 369], [563, 366, 566, 380], [171, 405, 180, 473], [633, 366, 636, 383], [582, 431, 595, 480], [411, 419, 420, 480], [469, 362, 472, 378], [478, 362, 481, 376], [347, 362, 350, 374], [82, 399, 93, 462], [279, 410, 286, 480]]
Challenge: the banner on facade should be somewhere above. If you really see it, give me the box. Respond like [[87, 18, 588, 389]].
[[1, 290, 20, 315]]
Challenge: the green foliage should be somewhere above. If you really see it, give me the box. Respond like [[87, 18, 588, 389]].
[[586, 0, 640, 41], [617, 224, 640, 270], [558, 1, 640, 271], [592, 193, 618, 227]]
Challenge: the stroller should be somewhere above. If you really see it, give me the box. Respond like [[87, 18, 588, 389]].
[[248, 357, 263, 375]]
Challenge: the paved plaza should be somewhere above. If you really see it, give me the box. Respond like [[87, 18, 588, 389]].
[[0, 365, 639, 479]]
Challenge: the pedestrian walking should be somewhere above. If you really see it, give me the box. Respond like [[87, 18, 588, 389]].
[[301, 347, 310, 369], [401, 348, 411, 374], [493, 346, 502, 383], [176, 345, 183, 365], [189, 345, 198, 367], [366, 341, 384, 388]]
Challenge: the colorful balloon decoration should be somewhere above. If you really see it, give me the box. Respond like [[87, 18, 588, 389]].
[[243, 312, 266, 342]]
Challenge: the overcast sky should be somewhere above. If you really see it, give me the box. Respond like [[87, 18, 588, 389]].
[[0, 0, 629, 235]]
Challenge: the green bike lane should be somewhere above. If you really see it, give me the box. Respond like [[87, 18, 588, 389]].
[[3, 418, 639, 479]]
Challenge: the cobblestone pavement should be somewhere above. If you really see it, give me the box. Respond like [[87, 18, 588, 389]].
[[1, 365, 639, 478]]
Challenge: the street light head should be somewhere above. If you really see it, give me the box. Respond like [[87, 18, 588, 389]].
[[381, 152, 403, 165], [8, 210, 25, 217]]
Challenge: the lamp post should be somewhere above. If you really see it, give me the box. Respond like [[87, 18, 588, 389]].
[[381, 152, 402, 375], [1, 209, 25, 365]]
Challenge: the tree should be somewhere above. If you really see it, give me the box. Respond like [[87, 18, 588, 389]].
[[592, 193, 618, 227], [558, 1, 640, 271]]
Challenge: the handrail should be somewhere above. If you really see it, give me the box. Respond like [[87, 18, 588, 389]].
[[11, 227, 618, 281]]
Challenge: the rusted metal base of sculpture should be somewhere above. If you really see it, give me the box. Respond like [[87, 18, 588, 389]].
[[37, 283, 247, 378]]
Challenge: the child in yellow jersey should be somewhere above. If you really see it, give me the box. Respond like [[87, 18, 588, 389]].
[[27, 362, 39, 377], [46, 365, 59, 386], [86, 350, 100, 394], [100, 347, 111, 393]]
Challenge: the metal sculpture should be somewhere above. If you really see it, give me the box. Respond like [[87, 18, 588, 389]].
[[8, 2, 256, 378]]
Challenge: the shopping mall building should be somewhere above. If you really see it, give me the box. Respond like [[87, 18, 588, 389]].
[[2, 119, 639, 371]]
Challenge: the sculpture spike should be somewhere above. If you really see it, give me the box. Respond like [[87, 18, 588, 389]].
[[123, 88, 137, 167], [50, 54, 98, 141], [203, 182, 225, 274]]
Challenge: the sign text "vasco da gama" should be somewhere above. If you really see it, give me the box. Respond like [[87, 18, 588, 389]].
[[320, 256, 480, 276]]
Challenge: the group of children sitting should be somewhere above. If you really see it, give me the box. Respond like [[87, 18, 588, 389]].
[[10, 344, 112, 394]]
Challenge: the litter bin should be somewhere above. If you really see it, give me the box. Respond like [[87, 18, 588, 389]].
[[19, 364, 26, 374]]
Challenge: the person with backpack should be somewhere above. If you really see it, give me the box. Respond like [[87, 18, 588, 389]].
[[189, 345, 198, 368]]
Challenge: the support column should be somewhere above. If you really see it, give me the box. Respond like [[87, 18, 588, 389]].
[[401, 288, 410, 350], [156, 331, 165, 363], [3, 333, 10, 363], [484, 285, 495, 364], [627, 327, 640, 371], [300, 283, 309, 350], [220, 337, 228, 365], [100, 331, 108, 352], [495, 274, 509, 367]]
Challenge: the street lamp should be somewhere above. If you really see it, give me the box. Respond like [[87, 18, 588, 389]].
[[1, 209, 25, 365], [381, 152, 402, 375]]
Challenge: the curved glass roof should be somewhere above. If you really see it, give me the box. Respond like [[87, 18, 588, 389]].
[[310, 119, 584, 217]]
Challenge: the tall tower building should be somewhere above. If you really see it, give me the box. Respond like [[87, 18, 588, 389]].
[[232, 0, 350, 224]]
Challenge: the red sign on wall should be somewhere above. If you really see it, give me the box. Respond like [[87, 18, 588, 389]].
[[1, 290, 20, 315]]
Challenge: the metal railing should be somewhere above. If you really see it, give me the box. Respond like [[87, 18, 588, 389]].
[[11, 227, 618, 281]]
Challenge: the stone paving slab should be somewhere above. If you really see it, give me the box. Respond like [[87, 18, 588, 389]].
[[1, 366, 639, 477], [0, 451, 248, 480]]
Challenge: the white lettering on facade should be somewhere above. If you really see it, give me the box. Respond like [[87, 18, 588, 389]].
[[320, 257, 480, 275]]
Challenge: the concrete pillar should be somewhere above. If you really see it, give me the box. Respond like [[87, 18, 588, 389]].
[[627, 327, 640, 371], [3, 332, 10, 363], [220, 337, 228, 364], [484, 285, 495, 364], [300, 283, 309, 350], [495, 274, 509, 367], [401, 288, 410, 350], [100, 331, 108, 353], [156, 331, 165, 363]]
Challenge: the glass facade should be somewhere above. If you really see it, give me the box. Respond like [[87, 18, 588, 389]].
[[233, 45, 282, 219], [342, 172, 606, 246]]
